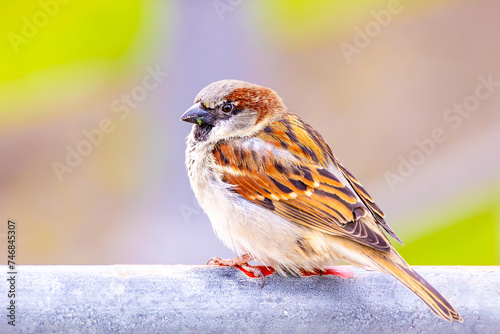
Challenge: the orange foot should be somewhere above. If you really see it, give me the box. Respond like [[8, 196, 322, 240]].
[[300, 266, 354, 279], [207, 253, 274, 288]]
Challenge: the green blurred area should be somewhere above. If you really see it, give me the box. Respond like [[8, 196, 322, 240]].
[[0, 1, 140, 81], [399, 206, 496, 265], [0, 0, 165, 127], [395, 186, 499, 265]]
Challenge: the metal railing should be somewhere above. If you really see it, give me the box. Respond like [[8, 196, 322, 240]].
[[2, 265, 499, 333]]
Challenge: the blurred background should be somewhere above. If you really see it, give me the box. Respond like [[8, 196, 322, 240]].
[[1, 0, 498, 266]]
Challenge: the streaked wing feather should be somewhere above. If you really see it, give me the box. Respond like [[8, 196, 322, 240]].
[[213, 113, 395, 251], [337, 161, 403, 244]]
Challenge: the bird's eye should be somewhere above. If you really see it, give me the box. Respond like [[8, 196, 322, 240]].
[[221, 103, 233, 113]]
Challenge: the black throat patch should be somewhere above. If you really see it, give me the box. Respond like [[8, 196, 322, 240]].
[[194, 123, 213, 142]]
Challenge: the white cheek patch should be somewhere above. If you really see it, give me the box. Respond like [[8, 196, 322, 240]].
[[208, 111, 258, 142]]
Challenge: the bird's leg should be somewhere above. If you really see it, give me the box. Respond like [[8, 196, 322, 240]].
[[207, 254, 273, 288]]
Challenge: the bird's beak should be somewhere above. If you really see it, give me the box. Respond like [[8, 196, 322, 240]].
[[180, 103, 212, 125]]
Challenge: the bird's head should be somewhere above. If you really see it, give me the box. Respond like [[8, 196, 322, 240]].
[[181, 80, 286, 142]]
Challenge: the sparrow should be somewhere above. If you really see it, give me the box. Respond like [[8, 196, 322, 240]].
[[180, 79, 462, 322]]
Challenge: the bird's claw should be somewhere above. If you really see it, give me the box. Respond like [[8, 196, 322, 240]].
[[206, 257, 223, 266], [206, 254, 272, 288], [239, 262, 266, 288]]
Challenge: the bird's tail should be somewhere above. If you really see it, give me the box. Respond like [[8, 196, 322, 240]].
[[373, 249, 463, 322]]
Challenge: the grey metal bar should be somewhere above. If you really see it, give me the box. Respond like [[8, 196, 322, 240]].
[[1, 265, 499, 333]]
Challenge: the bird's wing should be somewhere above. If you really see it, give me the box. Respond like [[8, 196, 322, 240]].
[[213, 113, 398, 251]]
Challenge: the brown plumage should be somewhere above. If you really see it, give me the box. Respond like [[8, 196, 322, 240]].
[[181, 79, 463, 322]]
